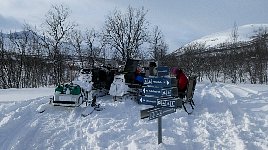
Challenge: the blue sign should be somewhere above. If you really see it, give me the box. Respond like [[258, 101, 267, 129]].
[[139, 96, 180, 108], [144, 77, 177, 88], [157, 71, 169, 77], [148, 107, 176, 120], [157, 98, 179, 108], [141, 87, 178, 97], [157, 66, 169, 72], [138, 96, 157, 106], [157, 66, 169, 77]]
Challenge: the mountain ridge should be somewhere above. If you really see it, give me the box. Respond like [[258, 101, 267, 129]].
[[173, 23, 268, 55]]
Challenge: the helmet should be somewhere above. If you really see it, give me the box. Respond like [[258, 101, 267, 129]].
[[136, 66, 143, 74], [171, 67, 179, 75]]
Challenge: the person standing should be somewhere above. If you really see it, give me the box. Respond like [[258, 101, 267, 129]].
[[171, 67, 188, 98], [134, 66, 144, 85]]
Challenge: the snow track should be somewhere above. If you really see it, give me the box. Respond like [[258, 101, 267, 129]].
[[0, 83, 268, 149], [192, 83, 268, 149]]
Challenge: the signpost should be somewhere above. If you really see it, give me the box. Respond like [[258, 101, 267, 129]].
[[157, 97, 181, 108], [144, 77, 177, 88], [157, 66, 169, 77], [139, 66, 182, 144], [148, 107, 176, 120], [141, 87, 178, 97], [138, 96, 181, 108]]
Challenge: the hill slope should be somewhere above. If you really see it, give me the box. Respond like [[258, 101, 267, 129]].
[[185, 24, 268, 48]]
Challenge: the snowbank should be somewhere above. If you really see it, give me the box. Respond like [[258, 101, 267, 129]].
[[0, 83, 268, 149]]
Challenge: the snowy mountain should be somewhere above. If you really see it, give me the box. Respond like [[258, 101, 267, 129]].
[[177, 24, 268, 53], [188, 24, 268, 47], [0, 82, 268, 149]]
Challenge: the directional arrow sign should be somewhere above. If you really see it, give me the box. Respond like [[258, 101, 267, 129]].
[[138, 96, 181, 108], [148, 107, 176, 120], [144, 77, 177, 88], [138, 96, 157, 106], [141, 87, 178, 97]]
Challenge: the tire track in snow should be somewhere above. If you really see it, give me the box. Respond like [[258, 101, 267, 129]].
[[172, 83, 212, 149], [214, 83, 246, 149], [224, 84, 259, 97], [171, 83, 210, 149], [39, 105, 90, 149], [0, 97, 50, 149], [187, 83, 210, 149], [218, 84, 268, 149], [0, 96, 89, 150], [191, 84, 214, 149], [220, 84, 268, 149], [191, 83, 245, 149]]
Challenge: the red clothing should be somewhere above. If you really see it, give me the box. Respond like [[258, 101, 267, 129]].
[[176, 71, 188, 92]]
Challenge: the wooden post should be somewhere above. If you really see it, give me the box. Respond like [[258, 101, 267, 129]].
[[158, 116, 162, 144]]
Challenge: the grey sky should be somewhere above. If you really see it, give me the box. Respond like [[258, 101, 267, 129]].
[[0, 0, 267, 51]]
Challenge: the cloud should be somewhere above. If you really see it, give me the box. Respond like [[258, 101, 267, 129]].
[[0, 14, 23, 32]]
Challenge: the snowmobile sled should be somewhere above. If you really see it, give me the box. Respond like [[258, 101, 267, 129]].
[[50, 83, 85, 107], [180, 76, 197, 114], [123, 59, 145, 85], [50, 68, 94, 107], [109, 74, 130, 101]]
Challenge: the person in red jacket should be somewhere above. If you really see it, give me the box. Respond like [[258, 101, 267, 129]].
[[171, 67, 188, 98]]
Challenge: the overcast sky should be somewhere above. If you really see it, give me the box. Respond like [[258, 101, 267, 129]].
[[0, 0, 267, 51]]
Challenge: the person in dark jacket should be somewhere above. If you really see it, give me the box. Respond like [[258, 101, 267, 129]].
[[171, 67, 188, 98], [134, 66, 144, 85]]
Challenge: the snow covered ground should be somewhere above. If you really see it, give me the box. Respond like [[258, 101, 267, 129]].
[[0, 82, 268, 150]]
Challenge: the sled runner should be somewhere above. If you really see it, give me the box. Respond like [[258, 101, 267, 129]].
[[81, 96, 104, 117], [181, 76, 197, 114]]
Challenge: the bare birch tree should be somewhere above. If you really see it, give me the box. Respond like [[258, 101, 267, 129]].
[[149, 26, 168, 61], [42, 4, 76, 84], [103, 6, 149, 61]]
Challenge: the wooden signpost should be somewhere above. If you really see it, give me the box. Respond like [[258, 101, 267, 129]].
[[139, 66, 182, 144]]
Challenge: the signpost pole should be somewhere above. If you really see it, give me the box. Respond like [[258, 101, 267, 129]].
[[139, 66, 179, 145], [158, 116, 162, 144]]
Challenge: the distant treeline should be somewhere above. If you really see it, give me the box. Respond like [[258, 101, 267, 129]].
[[1, 28, 267, 89], [162, 28, 268, 84], [1, 4, 268, 89], [0, 5, 168, 89]]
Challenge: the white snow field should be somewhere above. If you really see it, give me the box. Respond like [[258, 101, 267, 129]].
[[0, 82, 268, 150]]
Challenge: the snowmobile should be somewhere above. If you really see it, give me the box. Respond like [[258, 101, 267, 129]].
[[50, 68, 94, 107], [109, 74, 130, 101], [109, 59, 144, 101], [37, 68, 108, 114], [50, 83, 85, 107]]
